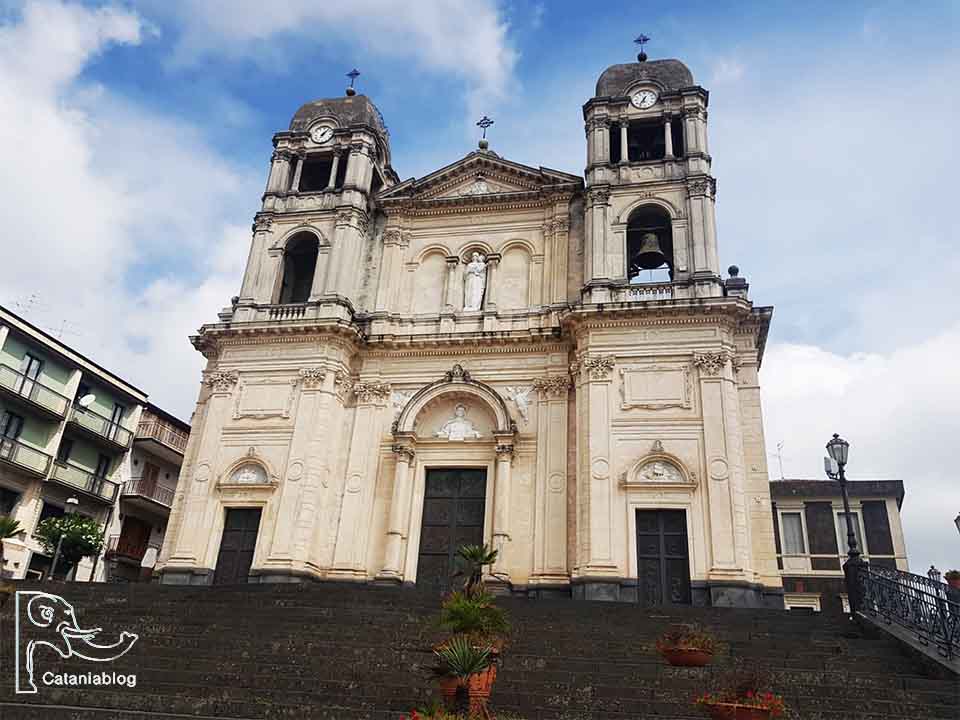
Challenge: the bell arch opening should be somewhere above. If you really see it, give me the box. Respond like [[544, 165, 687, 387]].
[[278, 232, 319, 304], [626, 205, 673, 284]]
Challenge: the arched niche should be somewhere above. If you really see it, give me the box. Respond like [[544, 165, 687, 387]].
[[413, 249, 447, 314], [218, 449, 278, 488], [277, 231, 320, 303], [498, 243, 531, 310], [621, 449, 694, 489], [625, 204, 674, 284], [394, 364, 515, 440]]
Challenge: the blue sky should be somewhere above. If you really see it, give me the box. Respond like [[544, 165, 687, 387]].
[[0, 0, 958, 572]]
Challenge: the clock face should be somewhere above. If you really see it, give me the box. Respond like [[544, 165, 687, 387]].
[[631, 90, 658, 109], [310, 125, 334, 144]]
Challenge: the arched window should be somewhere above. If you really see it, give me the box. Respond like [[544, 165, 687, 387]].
[[626, 206, 673, 284], [278, 233, 319, 304]]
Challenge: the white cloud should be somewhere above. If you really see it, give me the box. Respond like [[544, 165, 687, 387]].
[[710, 57, 745, 85], [761, 327, 960, 575], [0, 1, 260, 420], [145, 0, 518, 123]]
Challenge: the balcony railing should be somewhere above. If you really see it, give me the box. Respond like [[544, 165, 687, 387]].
[[0, 364, 70, 417], [50, 461, 119, 502], [855, 565, 960, 661], [268, 303, 308, 320], [106, 534, 160, 562], [68, 405, 133, 448], [0, 436, 52, 476], [135, 419, 188, 454], [613, 283, 675, 303], [122, 477, 175, 508]]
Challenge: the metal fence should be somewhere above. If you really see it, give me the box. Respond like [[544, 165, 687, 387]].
[[857, 565, 960, 660]]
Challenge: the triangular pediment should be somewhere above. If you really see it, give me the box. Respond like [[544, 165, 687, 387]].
[[378, 150, 582, 205]]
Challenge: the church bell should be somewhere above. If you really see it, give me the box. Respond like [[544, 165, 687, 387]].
[[632, 232, 668, 270]]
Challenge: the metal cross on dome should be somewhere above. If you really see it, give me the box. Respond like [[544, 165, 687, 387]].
[[346, 68, 360, 88], [476, 115, 494, 139], [634, 34, 650, 61]]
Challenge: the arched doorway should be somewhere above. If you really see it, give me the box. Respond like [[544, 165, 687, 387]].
[[379, 365, 516, 589]]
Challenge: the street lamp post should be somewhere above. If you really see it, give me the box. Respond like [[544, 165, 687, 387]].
[[826, 433, 867, 613], [46, 496, 80, 582], [954, 513, 960, 538]]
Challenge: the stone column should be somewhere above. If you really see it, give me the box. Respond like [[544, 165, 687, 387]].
[[688, 179, 719, 277], [169, 370, 238, 567], [239, 215, 273, 304], [589, 189, 610, 283], [326, 149, 342, 190], [330, 380, 391, 578], [694, 351, 739, 571], [443, 255, 459, 312], [378, 443, 415, 580], [684, 110, 699, 155], [532, 375, 571, 581], [374, 228, 404, 311], [492, 441, 514, 579], [619, 122, 630, 163], [576, 355, 618, 575], [664, 115, 674, 159], [326, 210, 354, 297], [289, 154, 304, 193], [265, 150, 291, 194], [482, 253, 501, 312]]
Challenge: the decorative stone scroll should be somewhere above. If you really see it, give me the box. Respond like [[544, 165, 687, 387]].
[[581, 355, 616, 380], [299, 367, 326, 389], [205, 370, 238, 392], [532, 375, 571, 397], [693, 351, 731, 376], [353, 381, 391, 404]]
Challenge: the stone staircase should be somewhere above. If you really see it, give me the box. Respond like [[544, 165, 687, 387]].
[[0, 582, 956, 719]]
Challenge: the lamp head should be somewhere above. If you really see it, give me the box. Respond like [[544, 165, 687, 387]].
[[826, 433, 849, 466], [77, 393, 96, 408], [66, 496, 79, 508]]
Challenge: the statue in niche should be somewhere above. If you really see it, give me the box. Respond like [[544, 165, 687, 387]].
[[463, 252, 487, 311], [435, 403, 482, 441]]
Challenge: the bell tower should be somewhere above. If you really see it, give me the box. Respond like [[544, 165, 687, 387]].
[[233, 80, 398, 321], [581, 46, 720, 302]]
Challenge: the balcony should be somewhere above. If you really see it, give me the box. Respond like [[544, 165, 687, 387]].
[[67, 405, 133, 451], [0, 364, 70, 419], [0, 436, 52, 477], [135, 418, 188, 462], [49, 461, 119, 503], [106, 534, 160, 563], [122, 477, 175, 510]]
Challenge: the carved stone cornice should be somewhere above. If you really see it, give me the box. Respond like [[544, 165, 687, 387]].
[[299, 367, 326, 389], [353, 380, 392, 404], [532, 375, 571, 397], [693, 351, 731, 376], [205, 370, 238, 393]]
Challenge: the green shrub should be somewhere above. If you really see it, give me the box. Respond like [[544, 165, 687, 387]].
[[35, 514, 103, 566]]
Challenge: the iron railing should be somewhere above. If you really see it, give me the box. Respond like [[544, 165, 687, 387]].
[[0, 436, 52, 476], [106, 534, 160, 562], [122, 477, 175, 507], [135, 419, 188, 454], [68, 405, 133, 447], [857, 565, 960, 660], [0, 364, 70, 417], [50, 461, 119, 502]]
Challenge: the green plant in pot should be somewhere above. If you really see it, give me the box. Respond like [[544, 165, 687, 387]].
[[455, 543, 499, 599], [945, 569, 960, 591], [656, 623, 718, 667], [433, 635, 494, 714], [695, 669, 786, 720], [438, 590, 510, 653], [35, 514, 104, 580]]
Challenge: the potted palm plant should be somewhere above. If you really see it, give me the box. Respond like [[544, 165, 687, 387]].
[[432, 635, 494, 714], [656, 624, 717, 667], [945, 569, 960, 591]]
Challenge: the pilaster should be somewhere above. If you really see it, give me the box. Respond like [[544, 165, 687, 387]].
[[531, 374, 571, 582]]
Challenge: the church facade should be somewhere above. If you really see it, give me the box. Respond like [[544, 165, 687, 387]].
[[157, 54, 782, 608]]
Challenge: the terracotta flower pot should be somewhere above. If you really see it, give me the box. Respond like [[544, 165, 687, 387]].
[[947, 578, 960, 590], [703, 702, 773, 720], [465, 663, 497, 712], [661, 646, 714, 667], [437, 675, 460, 706]]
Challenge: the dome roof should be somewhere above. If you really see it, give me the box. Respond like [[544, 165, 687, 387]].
[[288, 94, 388, 138], [595, 58, 694, 97]]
